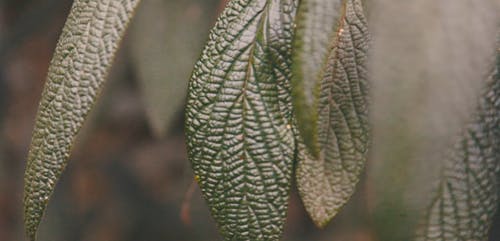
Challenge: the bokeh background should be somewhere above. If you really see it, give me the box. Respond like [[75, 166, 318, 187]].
[[0, 1, 499, 241], [0, 0, 373, 240]]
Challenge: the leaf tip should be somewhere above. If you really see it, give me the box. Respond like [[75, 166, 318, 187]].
[[24, 212, 39, 241], [312, 217, 332, 229], [23, 190, 43, 241]]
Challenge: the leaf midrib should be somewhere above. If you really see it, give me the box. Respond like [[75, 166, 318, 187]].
[[237, 2, 278, 234]]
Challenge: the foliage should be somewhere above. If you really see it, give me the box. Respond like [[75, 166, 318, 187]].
[[23, 0, 499, 241], [23, 1, 141, 240], [293, 0, 369, 227]]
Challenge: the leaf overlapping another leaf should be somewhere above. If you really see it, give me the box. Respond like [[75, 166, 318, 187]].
[[185, 0, 298, 240], [293, 0, 370, 227], [23, 1, 141, 240], [291, 0, 344, 157]]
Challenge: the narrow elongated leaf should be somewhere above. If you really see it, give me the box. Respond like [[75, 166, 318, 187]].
[[291, 0, 344, 157], [23, 1, 141, 240], [294, 0, 370, 227], [185, 0, 297, 240], [129, 0, 218, 137], [367, 1, 498, 240], [416, 43, 500, 241]]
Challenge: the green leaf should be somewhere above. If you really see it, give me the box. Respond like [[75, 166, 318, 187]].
[[367, 2, 498, 240], [416, 44, 500, 241], [185, 0, 297, 240], [129, 0, 218, 137], [291, 0, 344, 157], [294, 0, 370, 227], [23, 1, 141, 240]]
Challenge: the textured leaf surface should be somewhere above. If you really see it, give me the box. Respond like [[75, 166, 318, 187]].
[[129, 0, 218, 137], [416, 44, 500, 241], [295, 0, 369, 227], [185, 0, 297, 240], [367, 1, 499, 240], [23, 1, 141, 240], [291, 0, 343, 156]]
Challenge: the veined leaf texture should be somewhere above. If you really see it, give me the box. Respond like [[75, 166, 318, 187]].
[[185, 0, 298, 240], [23, 1, 141, 240], [294, 0, 370, 227], [416, 42, 500, 241], [368, 1, 499, 240], [291, 0, 344, 157], [21, 0, 500, 240]]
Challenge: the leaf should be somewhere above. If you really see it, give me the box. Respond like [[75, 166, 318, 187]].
[[129, 0, 218, 137], [294, 0, 370, 227], [367, 1, 499, 240], [291, 0, 344, 157], [185, 0, 298, 240], [416, 43, 500, 241], [23, 1, 141, 240]]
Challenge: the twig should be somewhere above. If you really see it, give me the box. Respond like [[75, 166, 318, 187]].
[[180, 178, 197, 226]]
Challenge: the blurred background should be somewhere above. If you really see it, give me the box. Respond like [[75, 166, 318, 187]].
[[0, 0, 375, 240], [1, 1, 499, 241]]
